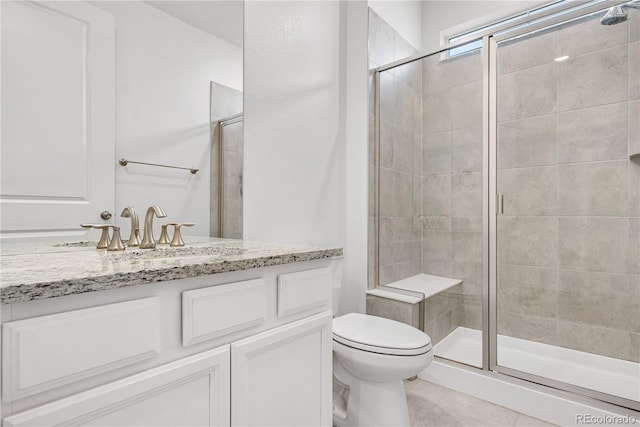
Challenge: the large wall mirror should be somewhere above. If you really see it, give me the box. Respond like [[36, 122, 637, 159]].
[[101, 0, 244, 240], [0, 0, 242, 241]]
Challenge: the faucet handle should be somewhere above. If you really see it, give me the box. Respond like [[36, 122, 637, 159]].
[[169, 223, 195, 247], [158, 223, 178, 245], [80, 224, 112, 249], [105, 226, 126, 251]]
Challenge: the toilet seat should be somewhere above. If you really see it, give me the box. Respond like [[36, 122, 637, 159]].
[[333, 313, 432, 356]]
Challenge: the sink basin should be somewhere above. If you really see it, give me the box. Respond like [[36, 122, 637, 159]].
[[103, 245, 247, 261]]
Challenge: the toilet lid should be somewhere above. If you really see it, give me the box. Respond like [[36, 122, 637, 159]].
[[333, 313, 432, 356]]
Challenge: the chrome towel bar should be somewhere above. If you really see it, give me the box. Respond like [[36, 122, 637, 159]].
[[119, 158, 199, 174]]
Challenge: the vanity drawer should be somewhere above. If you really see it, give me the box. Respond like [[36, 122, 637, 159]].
[[182, 278, 267, 347], [2, 297, 161, 402], [277, 267, 332, 317]]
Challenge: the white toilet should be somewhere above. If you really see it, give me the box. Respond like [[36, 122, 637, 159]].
[[332, 313, 433, 427]]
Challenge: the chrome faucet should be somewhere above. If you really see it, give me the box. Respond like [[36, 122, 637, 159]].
[[140, 205, 168, 249], [120, 207, 141, 247]]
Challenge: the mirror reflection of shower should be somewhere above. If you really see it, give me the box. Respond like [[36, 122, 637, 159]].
[[600, 0, 640, 24], [210, 82, 243, 239]]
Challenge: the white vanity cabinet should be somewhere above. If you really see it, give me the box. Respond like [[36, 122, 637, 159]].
[[0, 260, 336, 427], [2, 346, 231, 427]]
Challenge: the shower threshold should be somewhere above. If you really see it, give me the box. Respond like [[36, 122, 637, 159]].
[[435, 326, 640, 403]]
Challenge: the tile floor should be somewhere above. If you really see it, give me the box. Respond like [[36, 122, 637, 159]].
[[405, 379, 558, 427]]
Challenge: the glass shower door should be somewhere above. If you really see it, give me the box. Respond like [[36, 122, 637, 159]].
[[376, 41, 486, 369], [493, 5, 639, 409]]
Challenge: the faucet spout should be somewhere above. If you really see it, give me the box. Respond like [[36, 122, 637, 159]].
[[120, 207, 141, 247], [140, 205, 168, 249]]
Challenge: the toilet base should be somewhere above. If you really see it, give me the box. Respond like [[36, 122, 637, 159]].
[[335, 378, 410, 427]]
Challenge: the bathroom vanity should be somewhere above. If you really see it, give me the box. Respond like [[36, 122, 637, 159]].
[[0, 238, 341, 426]]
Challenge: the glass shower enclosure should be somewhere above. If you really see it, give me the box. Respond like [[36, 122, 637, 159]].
[[373, 0, 639, 411]]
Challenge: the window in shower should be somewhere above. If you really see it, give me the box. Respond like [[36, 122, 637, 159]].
[[493, 5, 639, 408], [377, 41, 485, 368]]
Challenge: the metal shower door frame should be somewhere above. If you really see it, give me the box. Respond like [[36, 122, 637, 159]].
[[487, 0, 639, 411], [372, 0, 637, 412]]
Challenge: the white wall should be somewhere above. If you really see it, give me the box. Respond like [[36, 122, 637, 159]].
[[369, 0, 423, 51], [421, 0, 548, 53], [93, 1, 242, 236], [338, 0, 369, 315], [243, 1, 341, 248]]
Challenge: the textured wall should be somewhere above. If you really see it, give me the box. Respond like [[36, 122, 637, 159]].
[[243, 1, 341, 247], [496, 12, 640, 363]]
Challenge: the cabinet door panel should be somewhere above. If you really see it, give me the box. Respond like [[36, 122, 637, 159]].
[[0, 0, 115, 239], [231, 311, 332, 426], [3, 346, 230, 427]]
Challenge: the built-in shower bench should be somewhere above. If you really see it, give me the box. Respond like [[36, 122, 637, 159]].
[[366, 274, 462, 330]]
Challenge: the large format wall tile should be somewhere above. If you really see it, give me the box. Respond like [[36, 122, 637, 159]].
[[557, 160, 628, 216], [499, 264, 557, 291], [422, 174, 450, 216], [451, 172, 482, 218], [558, 270, 639, 332], [498, 166, 556, 216], [630, 41, 639, 100], [422, 54, 450, 95], [557, 45, 628, 111], [556, 321, 631, 360], [423, 228, 453, 261], [498, 284, 557, 318], [498, 217, 558, 267], [558, 217, 630, 273], [631, 100, 640, 156], [629, 218, 639, 275], [393, 59, 421, 94], [557, 103, 628, 164], [368, 11, 395, 67], [498, 62, 557, 122], [632, 9, 640, 43], [450, 81, 482, 130], [452, 126, 482, 173], [366, 294, 418, 327], [423, 91, 451, 133], [630, 160, 640, 217], [556, 13, 628, 58], [497, 115, 557, 169], [452, 231, 482, 263], [631, 333, 640, 362], [462, 304, 482, 330], [498, 30, 557, 75], [379, 167, 394, 217], [422, 131, 451, 175], [497, 311, 557, 345], [393, 170, 414, 217], [448, 50, 482, 87]]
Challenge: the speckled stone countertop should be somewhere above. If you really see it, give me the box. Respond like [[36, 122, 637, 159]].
[[0, 237, 343, 304]]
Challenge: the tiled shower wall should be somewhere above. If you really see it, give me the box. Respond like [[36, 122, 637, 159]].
[[370, 10, 479, 344], [420, 51, 484, 342], [369, 10, 422, 287], [496, 12, 640, 363]]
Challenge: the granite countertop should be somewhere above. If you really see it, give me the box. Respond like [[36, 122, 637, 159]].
[[0, 237, 343, 304]]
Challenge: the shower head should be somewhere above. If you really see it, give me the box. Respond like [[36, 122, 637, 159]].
[[600, 5, 627, 25], [600, 1, 640, 25]]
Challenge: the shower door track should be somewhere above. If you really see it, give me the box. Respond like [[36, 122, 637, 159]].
[[372, 0, 637, 412]]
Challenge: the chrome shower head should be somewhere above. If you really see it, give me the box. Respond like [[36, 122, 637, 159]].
[[600, 1, 640, 25], [600, 5, 627, 25]]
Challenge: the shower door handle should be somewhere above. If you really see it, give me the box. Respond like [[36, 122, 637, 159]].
[[497, 194, 504, 215]]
